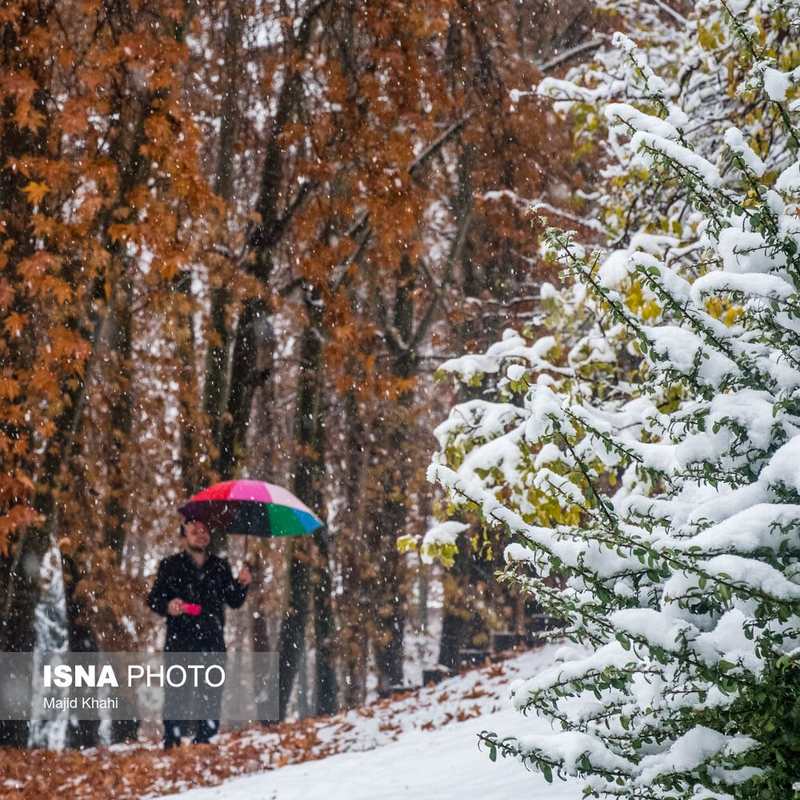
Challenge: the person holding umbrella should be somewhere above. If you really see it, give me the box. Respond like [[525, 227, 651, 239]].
[[149, 478, 323, 748], [148, 517, 252, 749]]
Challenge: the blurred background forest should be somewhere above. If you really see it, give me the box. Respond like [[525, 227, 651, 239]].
[[0, 0, 606, 749]]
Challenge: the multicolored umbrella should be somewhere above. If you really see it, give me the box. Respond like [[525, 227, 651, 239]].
[[179, 480, 323, 539]]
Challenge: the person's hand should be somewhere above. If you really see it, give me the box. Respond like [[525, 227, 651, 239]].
[[237, 565, 252, 587], [167, 598, 184, 616]]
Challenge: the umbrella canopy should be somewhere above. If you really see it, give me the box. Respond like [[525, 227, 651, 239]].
[[179, 480, 323, 538]]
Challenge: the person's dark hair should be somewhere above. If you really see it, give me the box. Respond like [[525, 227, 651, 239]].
[[181, 519, 210, 537]]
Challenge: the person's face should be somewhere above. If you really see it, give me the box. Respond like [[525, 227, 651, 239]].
[[184, 520, 210, 550]]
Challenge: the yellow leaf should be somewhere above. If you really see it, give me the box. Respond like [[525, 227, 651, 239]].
[[22, 181, 49, 205], [396, 534, 419, 554]]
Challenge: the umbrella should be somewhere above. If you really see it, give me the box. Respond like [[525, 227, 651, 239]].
[[179, 480, 323, 556]]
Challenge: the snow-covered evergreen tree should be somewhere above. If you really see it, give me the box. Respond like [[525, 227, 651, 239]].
[[429, 2, 800, 798]]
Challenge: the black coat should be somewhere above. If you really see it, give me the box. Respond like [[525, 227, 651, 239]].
[[148, 551, 248, 652]]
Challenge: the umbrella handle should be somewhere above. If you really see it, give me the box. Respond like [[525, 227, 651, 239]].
[[243, 534, 250, 567]]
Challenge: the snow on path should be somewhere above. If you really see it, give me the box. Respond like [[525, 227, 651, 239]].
[[159, 658, 584, 800]]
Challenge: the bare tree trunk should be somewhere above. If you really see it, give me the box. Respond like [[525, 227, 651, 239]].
[[176, 269, 207, 498], [215, 298, 270, 482], [339, 388, 369, 707], [371, 258, 418, 691], [0, 537, 42, 746], [104, 278, 133, 562], [251, 547, 275, 722], [278, 541, 311, 719], [278, 290, 337, 718], [312, 527, 337, 715], [204, 0, 243, 449], [103, 275, 140, 744], [416, 491, 432, 633], [437, 537, 489, 670], [61, 554, 101, 749]]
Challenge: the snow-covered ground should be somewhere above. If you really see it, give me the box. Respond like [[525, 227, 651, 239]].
[[0, 641, 589, 799], [159, 704, 581, 800], [159, 645, 585, 800]]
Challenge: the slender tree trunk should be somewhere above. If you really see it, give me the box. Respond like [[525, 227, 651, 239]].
[[416, 490, 432, 633], [203, 0, 242, 448], [372, 492, 407, 688], [98, 273, 140, 742], [437, 539, 478, 670], [312, 527, 337, 715], [204, 284, 230, 449], [253, 345, 277, 481], [0, 536, 43, 746], [435, 140, 484, 670], [278, 291, 337, 718], [176, 270, 206, 499], [278, 541, 311, 719], [297, 631, 309, 718], [251, 547, 275, 722], [340, 388, 368, 707], [371, 258, 417, 690], [215, 298, 269, 482], [60, 554, 101, 749], [104, 277, 133, 562], [277, 307, 320, 718]]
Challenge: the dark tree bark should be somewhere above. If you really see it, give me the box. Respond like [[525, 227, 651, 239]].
[[371, 257, 418, 691], [251, 548, 276, 722], [101, 287, 141, 745], [312, 526, 337, 715], [61, 554, 101, 749], [0, 538, 41, 746], [203, 0, 242, 450], [176, 269, 207, 499], [277, 288, 337, 719], [339, 388, 369, 707], [278, 541, 311, 720], [215, 298, 270, 483], [104, 278, 133, 562], [436, 537, 493, 670]]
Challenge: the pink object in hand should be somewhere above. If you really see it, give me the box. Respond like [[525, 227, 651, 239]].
[[183, 603, 202, 616]]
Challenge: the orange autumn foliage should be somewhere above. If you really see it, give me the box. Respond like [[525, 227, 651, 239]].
[[0, 0, 219, 661]]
